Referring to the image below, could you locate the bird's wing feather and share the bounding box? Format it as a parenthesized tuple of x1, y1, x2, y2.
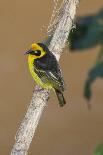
(34, 59, 65, 91)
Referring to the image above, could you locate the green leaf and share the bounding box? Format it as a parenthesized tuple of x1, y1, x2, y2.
(84, 78, 92, 100)
(96, 47, 103, 65)
(69, 9, 103, 50)
(93, 143, 103, 155)
(84, 46, 103, 100)
(84, 59, 103, 100)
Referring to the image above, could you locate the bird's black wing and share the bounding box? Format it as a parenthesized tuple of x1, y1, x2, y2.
(34, 53, 65, 91)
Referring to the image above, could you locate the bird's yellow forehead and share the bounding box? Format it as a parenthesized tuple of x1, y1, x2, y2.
(31, 43, 41, 51)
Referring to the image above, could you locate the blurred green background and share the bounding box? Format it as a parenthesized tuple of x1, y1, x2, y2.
(0, 0, 103, 155)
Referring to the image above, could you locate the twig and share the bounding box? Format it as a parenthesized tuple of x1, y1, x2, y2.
(10, 0, 79, 155)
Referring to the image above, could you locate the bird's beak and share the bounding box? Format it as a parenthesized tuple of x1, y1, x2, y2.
(24, 50, 31, 55)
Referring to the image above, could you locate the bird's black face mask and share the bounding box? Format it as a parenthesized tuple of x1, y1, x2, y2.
(25, 50, 41, 56)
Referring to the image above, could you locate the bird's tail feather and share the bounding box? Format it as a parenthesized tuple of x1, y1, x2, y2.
(55, 89, 66, 107)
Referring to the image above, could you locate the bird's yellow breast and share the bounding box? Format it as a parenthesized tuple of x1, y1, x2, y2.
(28, 55, 53, 89)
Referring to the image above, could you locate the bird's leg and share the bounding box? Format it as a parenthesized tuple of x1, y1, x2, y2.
(34, 85, 44, 92)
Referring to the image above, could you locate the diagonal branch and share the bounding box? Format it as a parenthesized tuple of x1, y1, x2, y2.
(10, 0, 79, 155)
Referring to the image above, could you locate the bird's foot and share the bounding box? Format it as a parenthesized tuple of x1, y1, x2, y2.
(33, 85, 44, 93)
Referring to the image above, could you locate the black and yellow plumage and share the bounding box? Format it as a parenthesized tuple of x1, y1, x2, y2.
(25, 43, 66, 107)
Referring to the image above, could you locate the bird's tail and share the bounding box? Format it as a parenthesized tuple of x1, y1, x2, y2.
(55, 89, 66, 107)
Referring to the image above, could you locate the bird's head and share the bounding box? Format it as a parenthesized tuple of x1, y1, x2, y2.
(25, 43, 48, 59)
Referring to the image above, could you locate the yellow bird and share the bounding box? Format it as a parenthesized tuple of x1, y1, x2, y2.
(25, 43, 66, 107)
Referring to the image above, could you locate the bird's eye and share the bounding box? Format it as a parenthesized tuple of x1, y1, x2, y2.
(34, 50, 41, 56)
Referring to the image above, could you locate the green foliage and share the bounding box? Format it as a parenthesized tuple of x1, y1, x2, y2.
(93, 143, 103, 155)
(69, 9, 103, 100)
(84, 63, 103, 100)
(84, 47, 103, 100)
(69, 9, 103, 50)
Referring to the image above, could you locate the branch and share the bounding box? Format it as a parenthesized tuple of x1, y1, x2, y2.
(10, 0, 79, 155)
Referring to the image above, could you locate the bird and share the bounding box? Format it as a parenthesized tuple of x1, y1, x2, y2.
(25, 42, 66, 107)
